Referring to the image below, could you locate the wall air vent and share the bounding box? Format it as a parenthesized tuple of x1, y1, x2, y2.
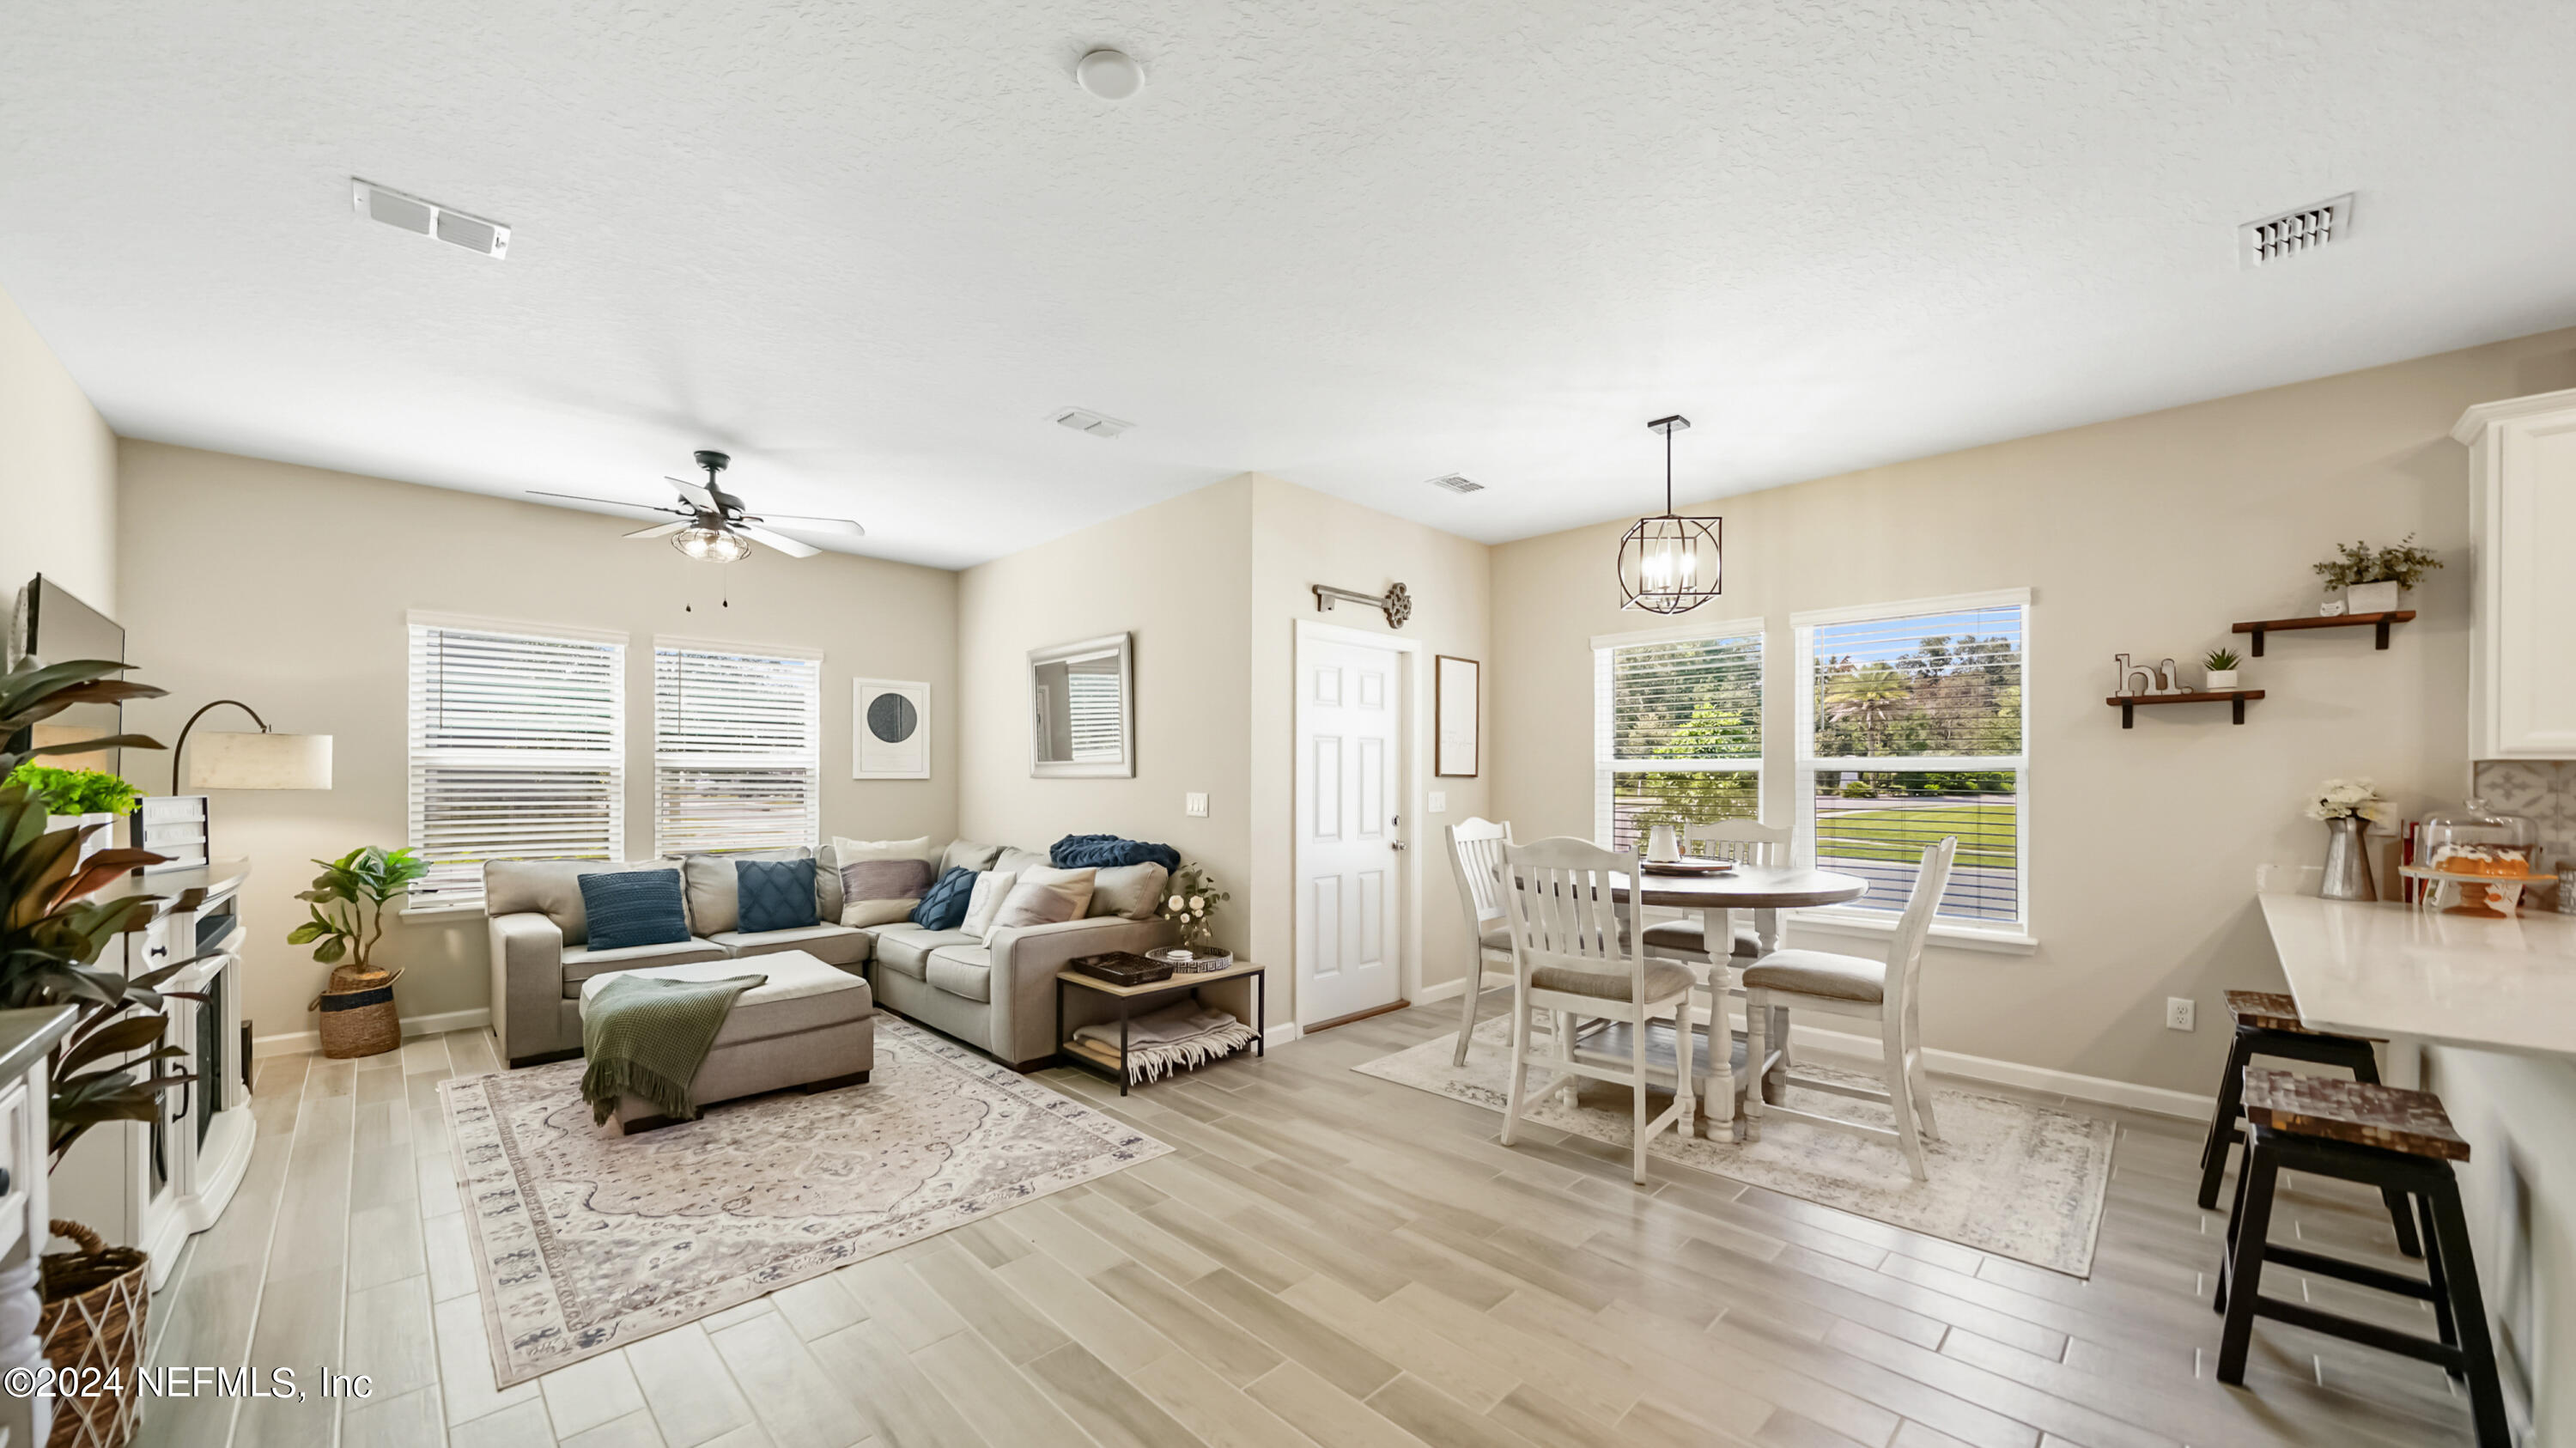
(351, 179, 510, 259)
(2239, 193, 2352, 268)
(1426, 473, 1484, 494)
(1050, 408, 1134, 438)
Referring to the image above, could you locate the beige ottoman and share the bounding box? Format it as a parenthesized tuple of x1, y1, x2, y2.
(577, 949, 875, 1135)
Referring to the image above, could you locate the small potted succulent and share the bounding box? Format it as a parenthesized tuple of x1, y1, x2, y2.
(2202, 648, 2243, 691)
(2312, 536, 2442, 616)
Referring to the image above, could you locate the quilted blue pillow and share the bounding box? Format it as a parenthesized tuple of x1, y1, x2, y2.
(578, 870, 690, 950)
(911, 867, 977, 930)
(736, 857, 818, 934)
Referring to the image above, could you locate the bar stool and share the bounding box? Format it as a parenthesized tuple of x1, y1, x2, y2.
(2196, 989, 2421, 1258)
(2214, 1068, 2508, 1446)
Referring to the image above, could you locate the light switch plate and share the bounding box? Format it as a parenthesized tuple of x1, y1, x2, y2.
(1428, 790, 1448, 814)
(2166, 997, 2195, 1031)
(1185, 792, 1208, 818)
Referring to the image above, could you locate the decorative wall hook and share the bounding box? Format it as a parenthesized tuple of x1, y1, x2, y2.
(1313, 581, 1412, 629)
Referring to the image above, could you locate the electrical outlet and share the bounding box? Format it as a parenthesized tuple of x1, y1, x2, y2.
(2166, 997, 2196, 1031)
(1427, 790, 1448, 814)
(1184, 792, 1208, 818)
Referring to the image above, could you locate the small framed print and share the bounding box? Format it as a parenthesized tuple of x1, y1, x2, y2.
(854, 679, 931, 779)
(1435, 654, 1479, 778)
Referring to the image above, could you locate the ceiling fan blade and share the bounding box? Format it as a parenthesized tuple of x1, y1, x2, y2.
(736, 526, 819, 559)
(624, 521, 689, 539)
(665, 478, 718, 511)
(747, 513, 866, 537)
(530, 490, 686, 514)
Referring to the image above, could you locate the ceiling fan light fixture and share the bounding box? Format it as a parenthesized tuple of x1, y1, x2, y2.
(672, 526, 752, 563)
(1617, 415, 1724, 614)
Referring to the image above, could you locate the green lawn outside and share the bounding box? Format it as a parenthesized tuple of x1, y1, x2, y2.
(1814, 801, 2019, 870)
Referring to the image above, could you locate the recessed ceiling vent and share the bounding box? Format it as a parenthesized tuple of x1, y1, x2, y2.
(2239, 193, 2352, 268)
(351, 179, 510, 258)
(1426, 473, 1484, 494)
(1050, 407, 1133, 438)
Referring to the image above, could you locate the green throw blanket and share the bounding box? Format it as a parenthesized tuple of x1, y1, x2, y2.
(580, 971, 769, 1125)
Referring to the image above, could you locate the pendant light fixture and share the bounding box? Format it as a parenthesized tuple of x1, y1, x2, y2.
(1617, 415, 1723, 613)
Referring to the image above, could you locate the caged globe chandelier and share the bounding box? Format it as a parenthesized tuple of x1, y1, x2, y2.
(1617, 415, 1723, 613)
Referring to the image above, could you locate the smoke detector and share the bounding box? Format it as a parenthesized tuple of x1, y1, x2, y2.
(2239, 193, 2352, 268)
(1050, 407, 1134, 438)
(351, 179, 509, 258)
(1426, 473, 1484, 494)
(1076, 49, 1145, 101)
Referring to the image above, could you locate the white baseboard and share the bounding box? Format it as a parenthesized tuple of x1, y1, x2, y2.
(1265, 1022, 1302, 1048)
(255, 1007, 491, 1058)
(1777, 1019, 2212, 1120)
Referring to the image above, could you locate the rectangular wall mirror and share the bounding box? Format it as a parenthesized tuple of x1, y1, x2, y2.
(1030, 632, 1135, 777)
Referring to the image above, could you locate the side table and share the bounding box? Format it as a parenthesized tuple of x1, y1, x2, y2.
(1054, 959, 1266, 1095)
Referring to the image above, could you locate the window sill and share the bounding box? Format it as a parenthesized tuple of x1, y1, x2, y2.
(399, 900, 487, 919)
(1783, 910, 2038, 956)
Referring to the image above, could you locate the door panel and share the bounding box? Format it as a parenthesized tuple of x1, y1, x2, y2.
(1297, 638, 1404, 1024)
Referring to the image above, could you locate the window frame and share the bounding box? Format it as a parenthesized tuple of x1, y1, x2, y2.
(404, 611, 629, 914)
(1790, 587, 2033, 943)
(1591, 616, 1767, 852)
(650, 636, 825, 858)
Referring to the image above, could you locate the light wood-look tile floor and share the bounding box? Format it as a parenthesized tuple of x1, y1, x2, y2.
(135, 995, 2479, 1448)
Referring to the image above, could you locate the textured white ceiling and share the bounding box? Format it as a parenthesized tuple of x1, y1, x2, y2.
(6, 2, 2575, 568)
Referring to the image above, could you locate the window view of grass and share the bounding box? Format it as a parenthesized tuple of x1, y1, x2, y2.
(1606, 632, 1760, 852)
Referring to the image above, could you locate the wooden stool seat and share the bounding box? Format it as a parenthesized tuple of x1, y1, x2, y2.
(2196, 990, 2420, 1257)
(2221, 989, 2384, 1039)
(2242, 1068, 2469, 1161)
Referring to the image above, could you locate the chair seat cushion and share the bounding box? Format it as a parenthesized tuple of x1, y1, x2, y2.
(1637, 917, 1761, 959)
(1478, 926, 1512, 953)
(925, 945, 993, 1002)
(1741, 948, 1886, 1004)
(712, 923, 872, 968)
(872, 924, 981, 978)
(560, 938, 732, 995)
(1530, 958, 1697, 1004)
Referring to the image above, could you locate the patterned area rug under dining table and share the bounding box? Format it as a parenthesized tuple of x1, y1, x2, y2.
(440, 1015, 1170, 1386)
(1359, 1014, 2115, 1275)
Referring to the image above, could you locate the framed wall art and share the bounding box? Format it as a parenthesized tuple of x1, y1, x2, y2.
(854, 678, 931, 779)
(1435, 654, 1479, 777)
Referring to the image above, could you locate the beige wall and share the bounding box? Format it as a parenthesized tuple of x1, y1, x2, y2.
(1491, 325, 2576, 1096)
(116, 441, 958, 1043)
(0, 283, 117, 616)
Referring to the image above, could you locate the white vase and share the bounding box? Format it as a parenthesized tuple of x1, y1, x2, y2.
(2343, 581, 2402, 614)
(1644, 823, 1680, 861)
(39, 812, 118, 869)
(2205, 669, 2240, 691)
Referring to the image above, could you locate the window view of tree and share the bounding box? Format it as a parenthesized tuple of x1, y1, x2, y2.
(1600, 633, 1760, 850)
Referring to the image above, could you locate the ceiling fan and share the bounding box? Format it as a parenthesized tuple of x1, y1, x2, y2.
(532, 451, 865, 561)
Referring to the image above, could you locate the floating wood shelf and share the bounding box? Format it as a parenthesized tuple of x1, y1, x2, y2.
(2230, 610, 2414, 657)
(2106, 690, 2264, 727)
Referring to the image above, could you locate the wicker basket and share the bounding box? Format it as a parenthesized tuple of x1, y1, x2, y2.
(39, 1220, 147, 1448)
(311, 964, 404, 1059)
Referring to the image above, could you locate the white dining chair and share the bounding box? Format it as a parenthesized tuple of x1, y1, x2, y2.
(1741, 837, 1957, 1181)
(1496, 837, 1700, 1183)
(1637, 818, 1791, 964)
(1443, 817, 1514, 1065)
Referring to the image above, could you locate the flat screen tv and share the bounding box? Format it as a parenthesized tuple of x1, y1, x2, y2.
(8, 575, 126, 776)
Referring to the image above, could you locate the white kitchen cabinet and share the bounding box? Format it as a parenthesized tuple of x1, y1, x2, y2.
(2453, 388, 2576, 759)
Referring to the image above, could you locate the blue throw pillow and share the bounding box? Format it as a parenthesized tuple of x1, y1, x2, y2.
(911, 867, 977, 930)
(579, 870, 690, 950)
(736, 857, 818, 934)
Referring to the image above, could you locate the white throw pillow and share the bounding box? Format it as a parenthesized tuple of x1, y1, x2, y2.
(994, 866, 1098, 934)
(958, 870, 1018, 940)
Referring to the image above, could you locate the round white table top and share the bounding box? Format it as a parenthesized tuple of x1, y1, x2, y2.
(1608, 865, 1869, 911)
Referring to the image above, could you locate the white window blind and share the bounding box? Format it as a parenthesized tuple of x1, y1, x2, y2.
(407, 617, 626, 908)
(1593, 627, 1762, 851)
(1795, 593, 2027, 928)
(1066, 664, 1124, 762)
(653, 641, 822, 856)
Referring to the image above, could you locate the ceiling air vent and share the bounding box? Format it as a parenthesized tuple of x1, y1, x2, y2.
(1050, 407, 1133, 438)
(1426, 473, 1484, 494)
(351, 179, 510, 259)
(2239, 193, 2352, 268)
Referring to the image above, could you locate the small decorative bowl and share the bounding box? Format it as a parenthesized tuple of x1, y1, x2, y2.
(1145, 946, 1233, 975)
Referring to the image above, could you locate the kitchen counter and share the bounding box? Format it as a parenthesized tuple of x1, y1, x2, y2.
(2257, 890, 2576, 1057)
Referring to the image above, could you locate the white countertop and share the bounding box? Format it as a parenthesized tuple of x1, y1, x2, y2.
(2258, 890, 2576, 1057)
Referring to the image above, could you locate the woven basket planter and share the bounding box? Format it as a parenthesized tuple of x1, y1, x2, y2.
(311, 964, 403, 1059)
(39, 1220, 147, 1448)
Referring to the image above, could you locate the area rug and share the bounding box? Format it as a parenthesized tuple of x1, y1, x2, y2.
(1357, 1016, 2114, 1275)
(440, 1015, 1170, 1385)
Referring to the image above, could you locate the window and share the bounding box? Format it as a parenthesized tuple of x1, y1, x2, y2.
(1794, 592, 2027, 928)
(407, 614, 626, 909)
(1594, 624, 1762, 852)
(653, 640, 823, 856)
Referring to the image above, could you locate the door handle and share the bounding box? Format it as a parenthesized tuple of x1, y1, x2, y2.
(1390, 841, 1406, 851)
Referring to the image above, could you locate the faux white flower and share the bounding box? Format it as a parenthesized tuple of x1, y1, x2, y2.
(2303, 777, 2386, 823)
(1168, 894, 1186, 910)
(1192, 906, 1205, 916)
(1188, 896, 1205, 910)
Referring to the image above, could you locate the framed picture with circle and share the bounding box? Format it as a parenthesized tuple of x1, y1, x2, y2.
(854, 678, 930, 779)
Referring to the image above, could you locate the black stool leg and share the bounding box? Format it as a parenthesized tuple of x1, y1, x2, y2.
(2197, 1031, 2256, 1211)
(2424, 1176, 2512, 1446)
(2346, 1049, 2426, 1259)
(2416, 1192, 2460, 1365)
(2215, 1138, 2281, 1384)
(2215, 1124, 2262, 1316)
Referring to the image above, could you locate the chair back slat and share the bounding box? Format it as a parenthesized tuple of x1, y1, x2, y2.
(1445, 817, 1511, 930)
(1884, 837, 1959, 1021)
(1501, 836, 1647, 989)
(1683, 818, 1789, 867)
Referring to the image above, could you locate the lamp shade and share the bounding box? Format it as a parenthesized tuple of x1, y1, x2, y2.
(186, 731, 333, 790)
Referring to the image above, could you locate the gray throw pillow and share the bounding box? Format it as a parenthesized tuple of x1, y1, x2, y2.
(840, 857, 936, 927)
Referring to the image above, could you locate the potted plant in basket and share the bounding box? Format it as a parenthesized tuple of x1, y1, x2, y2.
(2312, 536, 2442, 616)
(289, 846, 428, 1059)
(2202, 648, 2243, 691)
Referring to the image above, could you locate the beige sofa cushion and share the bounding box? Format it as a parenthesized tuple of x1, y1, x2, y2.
(485, 859, 681, 946)
(940, 839, 1003, 874)
(925, 944, 992, 1001)
(993, 846, 1051, 879)
(680, 848, 813, 936)
(872, 924, 980, 978)
(559, 937, 732, 995)
(711, 923, 872, 969)
(1086, 862, 1168, 921)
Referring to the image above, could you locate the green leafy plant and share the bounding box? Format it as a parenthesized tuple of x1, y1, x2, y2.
(289, 847, 428, 970)
(5, 763, 141, 817)
(0, 654, 196, 1163)
(2202, 648, 2242, 672)
(2312, 535, 2444, 590)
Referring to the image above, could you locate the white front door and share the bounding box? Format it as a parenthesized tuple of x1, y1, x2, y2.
(1297, 636, 1403, 1024)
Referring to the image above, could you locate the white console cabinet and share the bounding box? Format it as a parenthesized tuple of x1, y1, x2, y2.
(2454, 388, 2576, 759)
